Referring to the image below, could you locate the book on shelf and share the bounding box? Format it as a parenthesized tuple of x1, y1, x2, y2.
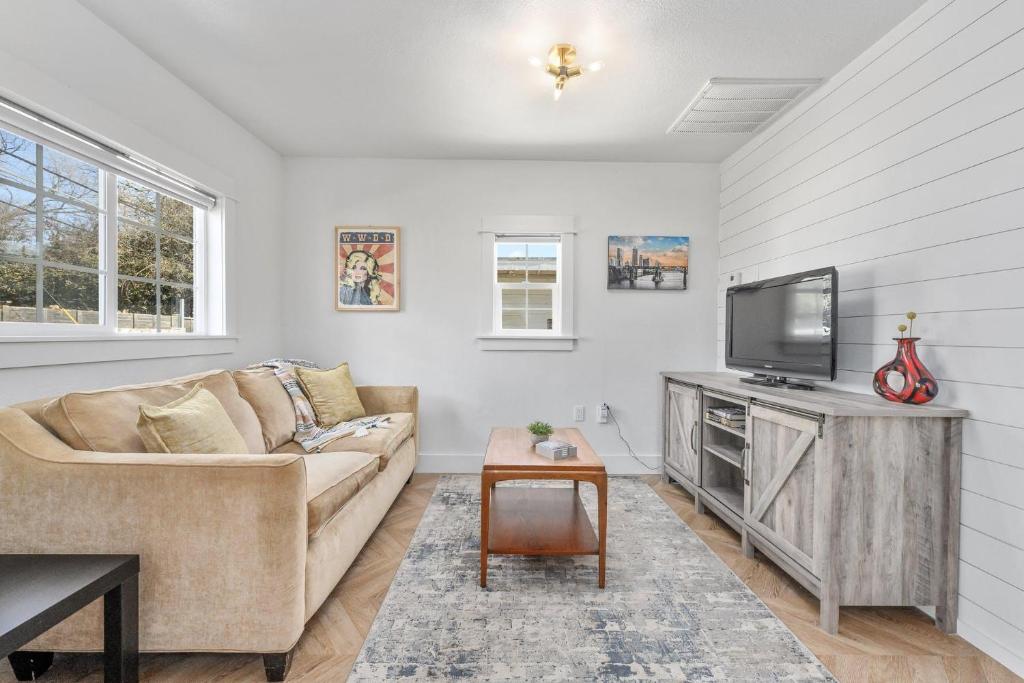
(707, 406, 745, 419)
(705, 407, 746, 429)
(707, 415, 746, 429)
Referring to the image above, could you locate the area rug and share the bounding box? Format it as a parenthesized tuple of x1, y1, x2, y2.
(350, 476, 834, 681)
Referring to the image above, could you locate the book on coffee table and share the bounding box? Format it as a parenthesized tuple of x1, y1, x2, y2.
(535, 440, 577, 460)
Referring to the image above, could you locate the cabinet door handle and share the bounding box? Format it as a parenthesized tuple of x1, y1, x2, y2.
(690, 423, 698, 453)
(743, 445, 751, 485)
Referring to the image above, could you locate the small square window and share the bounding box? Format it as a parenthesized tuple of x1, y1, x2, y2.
(479, 218, 575, 350)
(494, 238, 560, 335)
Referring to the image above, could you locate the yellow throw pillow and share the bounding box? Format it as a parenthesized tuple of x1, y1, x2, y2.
(295, 362, 366, 427)
(137, 383, 250, 454)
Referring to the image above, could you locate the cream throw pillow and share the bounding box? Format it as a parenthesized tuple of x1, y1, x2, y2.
(295, 362, 366, 427)
(137, 383, 249, 454)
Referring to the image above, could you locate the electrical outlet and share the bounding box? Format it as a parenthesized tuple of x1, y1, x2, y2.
(573, 405, 586, 422)
(597, 403, 609, 424)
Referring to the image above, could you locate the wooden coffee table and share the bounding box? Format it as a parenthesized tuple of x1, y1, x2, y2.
(480, 427, 608, 588)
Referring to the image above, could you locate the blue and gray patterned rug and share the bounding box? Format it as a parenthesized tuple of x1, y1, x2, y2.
(350, 476, 833, 681)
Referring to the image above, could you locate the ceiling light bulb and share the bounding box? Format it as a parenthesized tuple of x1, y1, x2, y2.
(533, 43, 599, 101)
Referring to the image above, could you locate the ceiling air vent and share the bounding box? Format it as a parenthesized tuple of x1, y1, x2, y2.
(667, 78, 821, 135)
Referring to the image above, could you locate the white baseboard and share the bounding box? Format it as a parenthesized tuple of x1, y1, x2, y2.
(919, 606, 1024, 676)
(417, 452, 662, 475)
(957, 618, 1024, 678)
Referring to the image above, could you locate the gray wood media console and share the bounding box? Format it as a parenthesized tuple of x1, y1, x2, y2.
(661, 371, 968, 634)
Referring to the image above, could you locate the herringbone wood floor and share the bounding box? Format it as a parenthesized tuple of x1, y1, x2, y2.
(2, 474, 1019, 682)
(645, 476, 1021, 683)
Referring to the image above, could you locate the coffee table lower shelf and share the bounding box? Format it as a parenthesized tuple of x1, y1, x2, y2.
(480, 426, 608, 589)
(487, 487, 599, 556)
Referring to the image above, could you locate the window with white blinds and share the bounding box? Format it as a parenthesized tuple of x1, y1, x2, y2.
(0, 114, 217, 336)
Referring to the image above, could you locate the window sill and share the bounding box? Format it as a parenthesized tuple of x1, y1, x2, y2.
(476, 335, 577, 351)
(0, 335, 238, 369)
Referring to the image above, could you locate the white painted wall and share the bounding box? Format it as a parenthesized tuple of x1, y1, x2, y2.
(0, 0, 285, 404)
(716, 0, 1024, 674)
(283, 158, 719, 472)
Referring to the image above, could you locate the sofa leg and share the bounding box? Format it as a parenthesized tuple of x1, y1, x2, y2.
(262, 649, 294, 682)
(406, 472, 414, 485)
(8, 651, 54, 681)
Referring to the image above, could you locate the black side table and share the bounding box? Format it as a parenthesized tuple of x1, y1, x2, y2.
(0, 554, 140, 683)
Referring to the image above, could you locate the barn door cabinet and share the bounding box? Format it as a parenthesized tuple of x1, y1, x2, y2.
(661, 372, 967, 635)
(744, 404, 822, 579)
(663, 381, 701, 489)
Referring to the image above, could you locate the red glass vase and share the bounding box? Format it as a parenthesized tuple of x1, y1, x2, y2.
(873, 337, 938, 404)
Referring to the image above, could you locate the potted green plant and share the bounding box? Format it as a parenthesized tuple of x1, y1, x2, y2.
(526, 421, 553, 445)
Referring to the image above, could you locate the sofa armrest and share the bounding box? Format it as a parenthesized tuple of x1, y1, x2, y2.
(357, 385, 418, 431)
(0, 408, 309, 652)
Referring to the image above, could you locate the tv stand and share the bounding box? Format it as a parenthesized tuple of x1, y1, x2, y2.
(660, 371, 967, 635)
(738, 374, 815, 390)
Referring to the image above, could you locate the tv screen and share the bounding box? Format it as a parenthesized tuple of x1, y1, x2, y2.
(725, 267, 837, 382)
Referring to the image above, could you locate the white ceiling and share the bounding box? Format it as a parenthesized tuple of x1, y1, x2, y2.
(77, 0, 923, 162)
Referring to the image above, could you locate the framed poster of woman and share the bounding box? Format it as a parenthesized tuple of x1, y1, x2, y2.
(335, 226, 400, 311)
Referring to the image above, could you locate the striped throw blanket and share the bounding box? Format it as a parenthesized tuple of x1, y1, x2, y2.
(253, 359, 389, 453)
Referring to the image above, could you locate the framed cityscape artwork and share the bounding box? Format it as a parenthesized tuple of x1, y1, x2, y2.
(607, 235, 689, 290)
(335, 226, 400, 311)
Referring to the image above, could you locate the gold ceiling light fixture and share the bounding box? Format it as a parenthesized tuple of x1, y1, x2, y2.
(529, 43, 604, 101)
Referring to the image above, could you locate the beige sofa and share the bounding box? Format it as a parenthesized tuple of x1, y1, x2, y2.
(0, 367, 417, 681)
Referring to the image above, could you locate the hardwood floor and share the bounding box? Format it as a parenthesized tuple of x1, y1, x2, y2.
(646, 476, 1021, 683)
(1, 473, 1019, 682)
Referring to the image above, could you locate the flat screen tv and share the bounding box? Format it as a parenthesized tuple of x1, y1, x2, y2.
(725, 267, 838, 388)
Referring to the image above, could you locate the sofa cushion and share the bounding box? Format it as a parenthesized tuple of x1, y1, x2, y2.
(40, 370, 266, 454)
(137, 384, 250, 455)
(272, 412, 414, 470)
(294, 363, 365, 426)
(233, 368, 296, 452)
(304, 450, 379, 538)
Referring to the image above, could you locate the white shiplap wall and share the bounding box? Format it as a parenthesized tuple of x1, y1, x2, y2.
(715, 0, 1024, 675)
